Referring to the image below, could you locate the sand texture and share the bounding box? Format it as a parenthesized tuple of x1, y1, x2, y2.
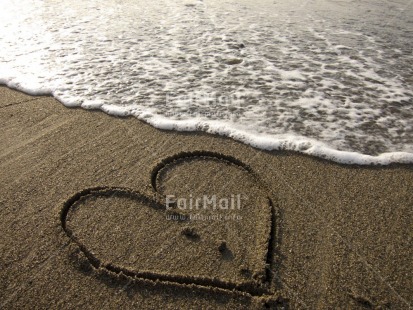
(0, 86, 412, 309)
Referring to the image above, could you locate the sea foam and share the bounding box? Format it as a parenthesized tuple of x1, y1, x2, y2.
(1, 0, 412, 165)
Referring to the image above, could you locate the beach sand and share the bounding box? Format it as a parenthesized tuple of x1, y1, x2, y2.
(0, 85, 412, 309)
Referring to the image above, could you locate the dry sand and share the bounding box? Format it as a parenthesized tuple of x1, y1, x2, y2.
(0, 85, 412, 309)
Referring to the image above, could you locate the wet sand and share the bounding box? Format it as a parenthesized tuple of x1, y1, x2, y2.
(0, 85, 412, 309)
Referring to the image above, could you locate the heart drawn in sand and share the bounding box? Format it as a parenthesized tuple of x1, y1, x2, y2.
(60, 151, 276, 296)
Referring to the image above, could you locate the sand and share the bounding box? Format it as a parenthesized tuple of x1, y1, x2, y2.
(0, 85, 412, 309)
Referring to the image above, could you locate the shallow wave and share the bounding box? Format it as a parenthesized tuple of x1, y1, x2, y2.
(1, 0, 412, 164)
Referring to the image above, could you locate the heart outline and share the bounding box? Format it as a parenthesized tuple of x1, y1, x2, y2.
(60, 151, 277, 297)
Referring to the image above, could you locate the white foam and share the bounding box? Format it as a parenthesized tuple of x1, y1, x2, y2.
(278, 69, 307, 81)
(0, 0, 412, 165)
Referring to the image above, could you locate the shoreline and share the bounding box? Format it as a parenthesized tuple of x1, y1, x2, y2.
(3, 82, 413, 166)
(1, 85, 412, 309)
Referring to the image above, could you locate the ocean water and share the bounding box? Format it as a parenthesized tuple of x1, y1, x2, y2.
(1, 0, 412, 164)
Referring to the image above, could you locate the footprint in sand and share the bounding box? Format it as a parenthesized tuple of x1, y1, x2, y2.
(60, 151, 278, 296)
